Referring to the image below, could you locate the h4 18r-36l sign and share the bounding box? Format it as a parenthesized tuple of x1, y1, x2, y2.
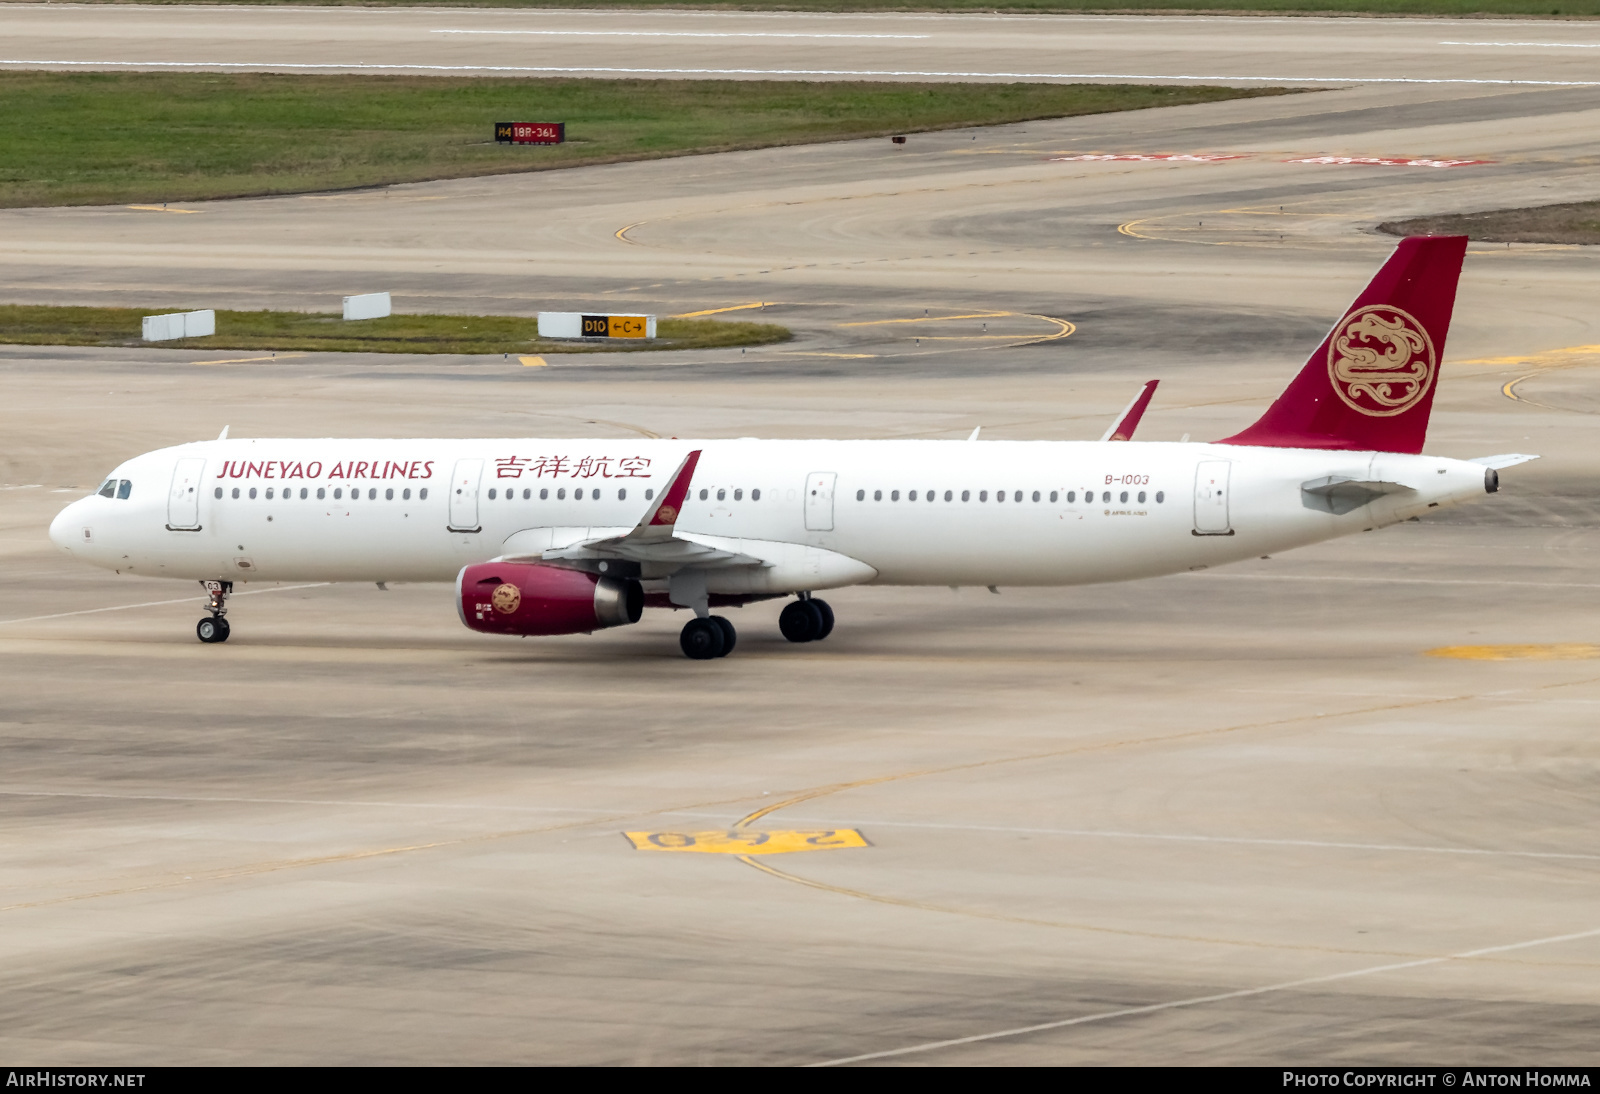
(495, 122, 564, 145)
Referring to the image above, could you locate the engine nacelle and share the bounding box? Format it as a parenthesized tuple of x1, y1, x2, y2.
(456, 562, 643, 636)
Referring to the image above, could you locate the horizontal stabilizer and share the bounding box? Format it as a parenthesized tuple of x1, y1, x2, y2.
(1301, 475, 1414, 516)
(1100, 380, 1159, 442)
(1468, 453, 1539, 470)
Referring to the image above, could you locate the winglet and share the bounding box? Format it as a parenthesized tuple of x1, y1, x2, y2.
(217, 425, 230, 441)
(1100, 380, 1159, 442)
(631, 449, 701, 537)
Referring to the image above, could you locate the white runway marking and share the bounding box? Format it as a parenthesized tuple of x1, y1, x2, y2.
(432, 29, 931, 39)
(1192, 572, 1600, 591)
(809, 923, 1600, 1065)
(1442, 40, 1600, 48)
(4, 59, 1600, 88)
(0, 582, 329, 626)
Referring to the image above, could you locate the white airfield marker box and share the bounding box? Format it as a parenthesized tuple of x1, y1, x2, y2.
(343, 292, 391, 321)
(141, 310, 215, 342)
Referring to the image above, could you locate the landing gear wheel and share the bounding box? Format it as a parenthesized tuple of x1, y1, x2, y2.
(810, 599, 834, 641)
(197, 616, 230, 644)
(680, 617, 727, 660)
(779, 599, 823, 643)
(709, 615, 736, 657)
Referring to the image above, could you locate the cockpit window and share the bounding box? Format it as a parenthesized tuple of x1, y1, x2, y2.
(97, 479, 116, 498)
(117, 479, 132, 500)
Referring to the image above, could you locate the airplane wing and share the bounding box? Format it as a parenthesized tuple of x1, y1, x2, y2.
(493, 449, 764, 570)
(1100, 380, 1159, 442)
(1468, 453, 1540, 469)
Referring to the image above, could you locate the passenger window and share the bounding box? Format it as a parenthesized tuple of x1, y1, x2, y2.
(403, 488, 411, 500)
(1102, 491, 1111, 503)
(1014, 491, 1023, 503)
(857, 489, 865, 501)
(1155, 491, 1164, 503)
(646, 488, 655, 500)
(1138, 491, 1146, 503)
(961, 490, 970, 502)
(908, 490, 917, 502)
(734, 489, 743, 501)
(266, 488, 275, 500)
(1067, 491, 1075, 502)
(1050, 491, 1058, 502)
(717, 488, 726, 501)
(368, 488, 377, 500)
(232, 487, 240, 499)
(97, 479, 116, 498)
(317, 487, 326, 500)
(420, 488, 429, 501)
(540, 488, 549, 500)
(944, 490, 952, 502)
(996, 490, 1005, 503)
(1032, 490, 1040, 503)
(699, 488, 708, 501)
(927, 490, 935, 503)
(979, 490, 987, 501)
(1120, 491, 1128, 503)
(488, 488, 497, 500)
(118, 480, 132, 500)
(618, 488, 627, 501)
(557, 488, 567, 500)
(214, 487, 223, 499)
(891, 490, 900, 501)
(752, 488, 760, 501)
(334, 488, 342, 500)
(386, 488, 395, 501)
(874, 490, 882, 501)
(249, 487, 258, 500)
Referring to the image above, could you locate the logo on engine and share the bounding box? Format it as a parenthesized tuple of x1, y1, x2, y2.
(491, 583, 521, 614)
(655, 503, 678, 524)
(1327, 304, 1435, 418)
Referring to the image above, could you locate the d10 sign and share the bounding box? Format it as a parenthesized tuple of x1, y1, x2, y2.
(495, 122, 565, 145)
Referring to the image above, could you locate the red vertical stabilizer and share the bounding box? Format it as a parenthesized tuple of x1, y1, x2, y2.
(1218, 235, 1468, 454)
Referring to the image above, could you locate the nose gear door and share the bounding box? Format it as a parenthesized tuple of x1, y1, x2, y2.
(1193, 459, 1233, 535)
(804, 471, 836, 532)
(166, 457, 206, 530)
(448, 458, 484, 532)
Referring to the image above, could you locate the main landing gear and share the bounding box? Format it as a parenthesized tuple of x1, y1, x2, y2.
(680, 614, 736, 660)
(779, 596, 834, 644)
(196, 579, 232, 643)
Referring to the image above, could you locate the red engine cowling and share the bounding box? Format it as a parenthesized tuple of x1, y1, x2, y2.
(456, 562, 643, 636)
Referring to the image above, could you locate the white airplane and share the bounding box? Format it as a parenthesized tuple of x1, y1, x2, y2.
(50, 236, 1535, 659)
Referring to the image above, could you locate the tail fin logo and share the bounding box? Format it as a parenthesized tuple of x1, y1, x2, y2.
(1328, 305, 1436, 417)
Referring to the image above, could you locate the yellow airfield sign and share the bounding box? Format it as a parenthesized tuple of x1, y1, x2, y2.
(624, 829, 869, 855)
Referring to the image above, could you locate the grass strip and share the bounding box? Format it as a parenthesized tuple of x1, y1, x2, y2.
(0, 73, 1287, 208)
(65, 0, 1600, 14)
(1380, 202, 1600, 246)
(0, 306, 792, 355)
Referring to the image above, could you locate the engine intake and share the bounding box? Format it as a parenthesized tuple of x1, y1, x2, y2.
(456, 561, 643, 636)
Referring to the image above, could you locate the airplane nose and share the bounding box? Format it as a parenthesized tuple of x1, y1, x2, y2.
(49, 498, 87, 552)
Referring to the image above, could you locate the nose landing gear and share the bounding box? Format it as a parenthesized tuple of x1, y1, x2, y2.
(196, 580, 232, 643)
(779, 596, 834, 643)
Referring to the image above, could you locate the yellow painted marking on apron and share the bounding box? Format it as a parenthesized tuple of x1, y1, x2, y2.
(624, 829, 869, 855)
(1427, 644, 1600, 661)
(519, 356, 547, 367)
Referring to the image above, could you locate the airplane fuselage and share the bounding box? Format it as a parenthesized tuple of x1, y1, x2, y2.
(52, 437, 1493, 593)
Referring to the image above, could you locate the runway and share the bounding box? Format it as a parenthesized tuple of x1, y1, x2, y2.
(5, 5, 1600, 86)
(4, 7, 1600, 1066)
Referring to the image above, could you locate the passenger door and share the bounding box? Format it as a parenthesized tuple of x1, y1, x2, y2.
(804, 472, 836, 532)
(1193, 460, 1233, 535)
(448, 458, 483, 532)
(166, 457, 205, 530)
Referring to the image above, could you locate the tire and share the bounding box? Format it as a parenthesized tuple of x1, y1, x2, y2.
(680, 617, 726, 660)
(778, 599, 821, 643)
(710, 615, 736, 656)
(811, 599, 834, 641)
(196, 617, 228, 644)
(214, 617, 231, 642)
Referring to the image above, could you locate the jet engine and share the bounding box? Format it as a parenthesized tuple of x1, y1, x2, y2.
(456, 561, 643, 636)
